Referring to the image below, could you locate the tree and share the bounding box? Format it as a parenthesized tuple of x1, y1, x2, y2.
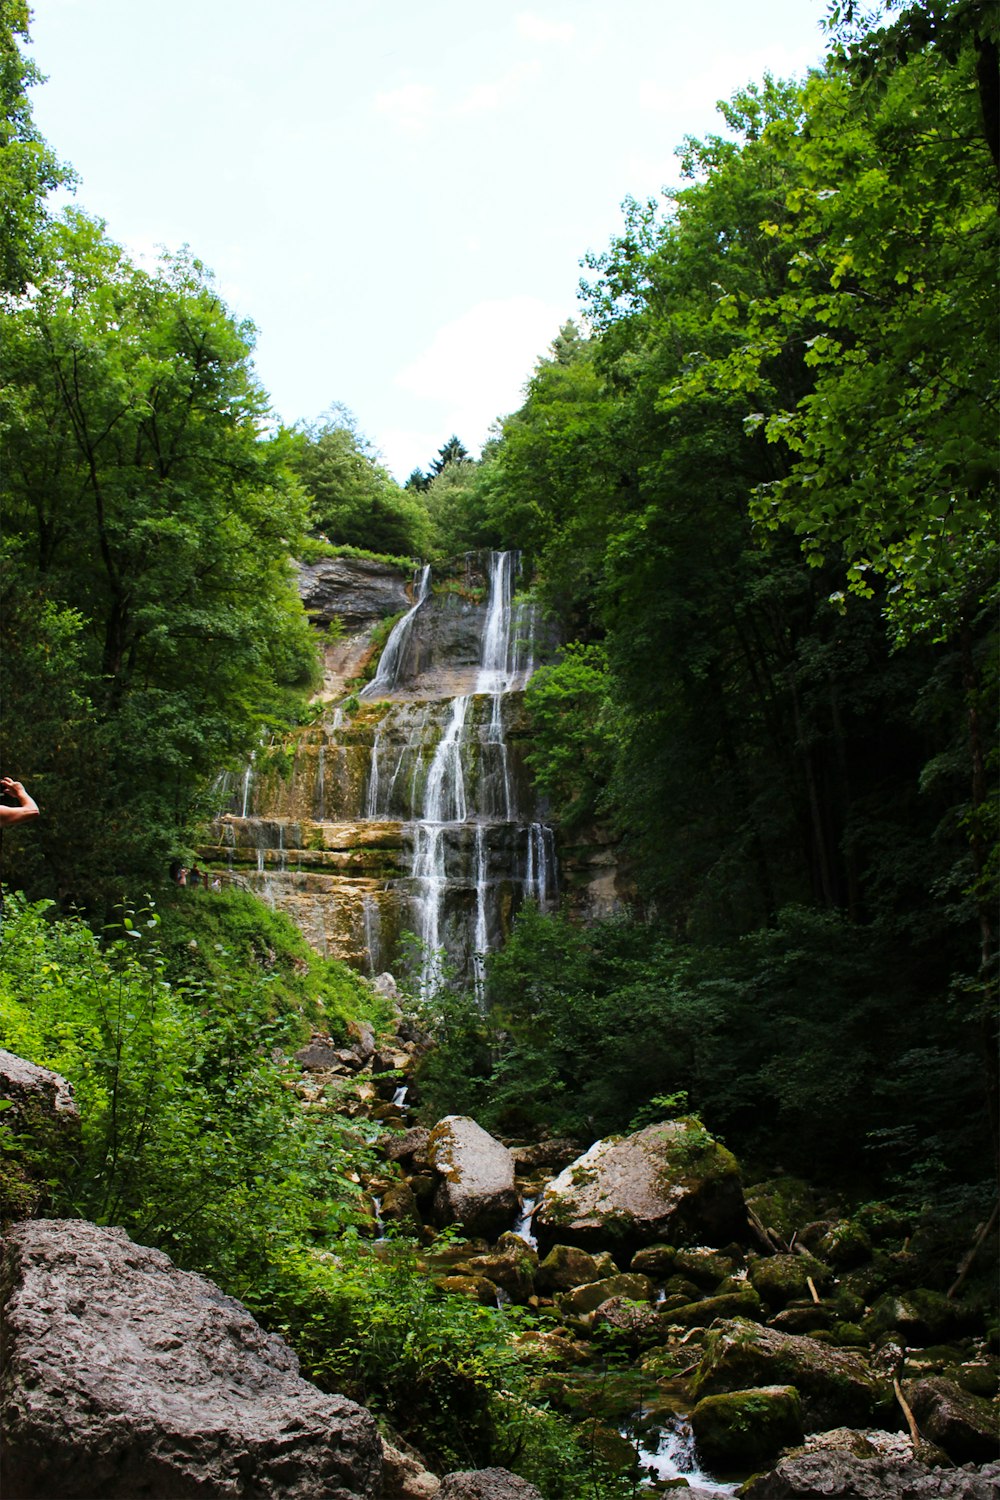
(0, 0, 70, 294)
(0, 212, 318, 902)
(289, 407, 430, 558)
(428, 435, 469, 478)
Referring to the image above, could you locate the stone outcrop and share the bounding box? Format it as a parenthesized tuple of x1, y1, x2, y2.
(741, 1449, 1000, 1498)
(534, 1118, 749, 1253)
(426, 1116, 518, 1239)
(0, 1219, 381, 1499)
(295, 555, 413, 631)
(0, 1048, 80, 1225)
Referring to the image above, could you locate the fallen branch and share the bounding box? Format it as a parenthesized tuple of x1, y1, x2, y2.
(893, 1377, 921, 1448)
(806, 1275, 820, 1305)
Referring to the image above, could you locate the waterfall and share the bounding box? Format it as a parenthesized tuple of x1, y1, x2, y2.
(412, 695, 470, 995)
(210, 549, 557, 989)
(360, 564, 431, 699)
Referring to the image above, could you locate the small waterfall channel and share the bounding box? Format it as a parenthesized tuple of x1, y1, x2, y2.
(207, 551, 557, 987)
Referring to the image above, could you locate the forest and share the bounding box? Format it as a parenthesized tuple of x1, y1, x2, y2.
(0, 1, 997, 1496)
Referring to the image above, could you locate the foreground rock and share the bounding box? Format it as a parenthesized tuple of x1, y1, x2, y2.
(534, 1118, 748, 1253)
(0, 1048, 80, 1225)
(741, 1449, 1000, 1498)
(436, 1470, 543, 1499)
(0, 1219, 381, 1499)
(427, 1116, 519, 1239)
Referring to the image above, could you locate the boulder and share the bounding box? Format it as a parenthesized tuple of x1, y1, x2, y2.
(749, 1252, 833, 1309)
(673, 1246, 741, 1287)
(555, 1272, 654, 1320)
(535, 1243, 603, 1292)
(629, 1243, 677, 1276)
(427, 1116, 518, 1239)
(465, 1238, 537, 1304)
(741, 1450, 1000, 1498)
(690, 1385, 804, 1469)
(867, 1289, 969, 1347)
(903, 1378, 999, 1465)
(662, 1286, 765, 1328)
(591, 1297, 672, 1347)
(385, 1126, 432, 1166)
(510, 1138, 585, 1172)
(437, 1470, 543, 1499)
(693, 1318, 882, 1430)
(0, 1048, 80, 1225)
(381, 1438, 441, 1498)
(534, 1119, 748, 1254)
(0, 1219, 381, 1499)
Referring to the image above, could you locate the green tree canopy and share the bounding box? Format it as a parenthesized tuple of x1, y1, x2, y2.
(289, 407, 431, 558)
(0, 212, 318, 902)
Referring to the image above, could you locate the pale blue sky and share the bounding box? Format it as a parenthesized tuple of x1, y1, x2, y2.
(27, 1, 829, 479)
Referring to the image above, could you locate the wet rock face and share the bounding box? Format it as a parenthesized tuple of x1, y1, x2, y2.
(295, 555, 413, 629)
(535, 1118, 749, 1255)
(427, 1116, 519, 1239)
(0, 1219, 382, 1499)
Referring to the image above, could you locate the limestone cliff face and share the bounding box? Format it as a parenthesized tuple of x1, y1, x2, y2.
(203, 551, 629, 977)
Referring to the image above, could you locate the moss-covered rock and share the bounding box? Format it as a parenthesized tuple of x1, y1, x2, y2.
(693, 1318, 882, 1430)
(866, 1288, 969, 1348)
(674, 1247, 741, 1288)
(555, 1272, 654, 1320)
(749, 1253, 832, 1310)
(535, 1244, 602, 1293)
(630, 1243, 677, 1277)
(816, 1218, 873, 1269)
(744, 1177, 821, 1244)
(664, 1287, 765, 1329)
(690, 1385, 803, 1469)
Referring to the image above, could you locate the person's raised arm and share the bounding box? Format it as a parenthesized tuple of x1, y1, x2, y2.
(0, 779, 39, 824)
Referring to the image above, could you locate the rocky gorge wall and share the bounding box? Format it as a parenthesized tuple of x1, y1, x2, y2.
(200, 552, 634, 982)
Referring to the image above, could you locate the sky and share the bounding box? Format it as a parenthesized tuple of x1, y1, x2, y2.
(26, 1, 830, 480)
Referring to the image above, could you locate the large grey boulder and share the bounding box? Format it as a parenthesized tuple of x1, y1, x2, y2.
(426, 1116, 518, 1239)
(0, 1219, 382, 1498)
(534, 1118, 748, 1253)
(0, 1048, 80, 1225)
(437, 1470, 543, 1499)
(741, 1450, 1000, 1498)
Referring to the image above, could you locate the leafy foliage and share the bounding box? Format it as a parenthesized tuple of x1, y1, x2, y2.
(289, 407, 432, 558)
(0, 214, 319, 904)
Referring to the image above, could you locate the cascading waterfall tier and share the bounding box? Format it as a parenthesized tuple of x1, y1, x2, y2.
(205, 551, 557, 989)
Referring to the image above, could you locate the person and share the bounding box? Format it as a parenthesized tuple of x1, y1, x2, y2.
(0, 778, 39, 827)
(0, 777, 39, 939)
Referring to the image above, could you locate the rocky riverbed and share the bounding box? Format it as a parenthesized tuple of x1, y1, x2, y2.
(2, 994, 997, 1499)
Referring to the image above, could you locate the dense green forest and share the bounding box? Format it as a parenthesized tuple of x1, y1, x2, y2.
(0, 1, 997, 1492)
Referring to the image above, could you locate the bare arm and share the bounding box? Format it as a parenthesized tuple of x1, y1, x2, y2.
(0, 780, 39, 825)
